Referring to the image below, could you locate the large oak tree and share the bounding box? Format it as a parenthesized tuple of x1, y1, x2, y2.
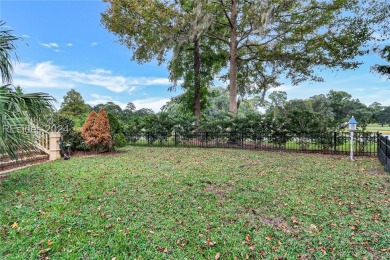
(102, 0, 385, 115)
(207, 0, 379, 113)
(101, 0, 221, 120)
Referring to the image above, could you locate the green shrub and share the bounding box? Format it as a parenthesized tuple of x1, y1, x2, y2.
(51, 114, 87, 151)
(113, 133, 127, 148)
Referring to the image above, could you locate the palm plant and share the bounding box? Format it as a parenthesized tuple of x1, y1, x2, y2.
(0, 21, 55, 160)
(0, 85, 54, 159)
(0, 21, 18, 84)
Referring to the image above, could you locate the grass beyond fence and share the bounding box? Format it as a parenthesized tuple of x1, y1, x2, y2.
(0, 147, 388, 259)
(126, 131, 378, 156)
(365, 124, 390, 134)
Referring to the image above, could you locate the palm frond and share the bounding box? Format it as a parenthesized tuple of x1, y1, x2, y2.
(0, 21, 19, 84)
(0, 85, 55, 160)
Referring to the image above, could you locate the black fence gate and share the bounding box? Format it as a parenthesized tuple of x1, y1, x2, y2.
(377, 133, 390, 172)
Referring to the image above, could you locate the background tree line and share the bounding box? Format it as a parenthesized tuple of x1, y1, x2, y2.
(56, 87, 390, 151)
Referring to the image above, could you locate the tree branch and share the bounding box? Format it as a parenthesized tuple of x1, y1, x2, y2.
(206, 33, 230, 45)
(218, 0, 233, 28)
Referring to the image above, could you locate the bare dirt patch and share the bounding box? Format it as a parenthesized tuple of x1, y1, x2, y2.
(204, 183, 235, 199)
(261, 217, 294, 233)
(70, 150, 122, 158)
(0, 174, 8, 182)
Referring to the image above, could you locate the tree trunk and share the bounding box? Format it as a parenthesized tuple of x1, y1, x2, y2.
(194, 37, 201, 120)
(229, 0, 238, 114)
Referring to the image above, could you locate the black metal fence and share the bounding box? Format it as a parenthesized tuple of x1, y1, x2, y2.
(377, 133, 390, 172)
(126, 131, 378, 156)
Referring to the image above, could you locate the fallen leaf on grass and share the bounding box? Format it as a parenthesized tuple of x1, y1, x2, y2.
(47, 240, 53, 246)
(215, 252, 220, 259)
(15, 191, 25, 196)
(38, 248, 51, 255)
(156, 247, 168, 253)
(245, 234, 251, 242)
(206, 239, 216, 246)
(265, 236, 272, 241)
(11, 222, 18, 229)
(105, 224, 113, 229)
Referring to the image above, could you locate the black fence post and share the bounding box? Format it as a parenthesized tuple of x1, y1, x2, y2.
(386, 136, 389, 169)
(377, 132, 380, 154)
(241, 132, 244, 149)
(174, 131, 178, 147)
(147, 132, 150, 146)
(333, 132, 337, 154)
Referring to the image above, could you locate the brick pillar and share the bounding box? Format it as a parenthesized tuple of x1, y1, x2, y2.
(49, 132, 61, 160)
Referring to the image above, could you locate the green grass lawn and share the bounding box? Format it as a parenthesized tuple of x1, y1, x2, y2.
(1, 147, 389, 259)
(365, 124, 390, 134)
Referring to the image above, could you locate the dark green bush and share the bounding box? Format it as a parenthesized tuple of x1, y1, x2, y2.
(50, 114, 87, 151)
(113, 133, 127, 148)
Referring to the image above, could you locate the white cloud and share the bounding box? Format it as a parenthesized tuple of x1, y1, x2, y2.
(66, 43, 73, 47)
(132, 98, 170, 112)
(141, 78, 171, 86)
(90, 93, 113, 100)
(127, 87, 136, 94)
(86, 95, 169, 112)
(40, 43, 59, 48)
(13, 62, 72, 88)
(353, 86, 390, 106)
(90, 68, 111, 74)
(13, 61, 172, 94)
(273, 84, 298, 92)
(21, 35, 30, 38)
(86, 99, 128, 109)
(90, 42, 98, 47)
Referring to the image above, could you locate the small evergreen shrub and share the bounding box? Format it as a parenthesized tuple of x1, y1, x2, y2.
(113, 133, 127, 148)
